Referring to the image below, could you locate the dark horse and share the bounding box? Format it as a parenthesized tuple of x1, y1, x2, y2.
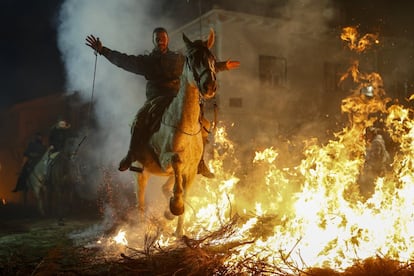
(133, 29, 218, 236)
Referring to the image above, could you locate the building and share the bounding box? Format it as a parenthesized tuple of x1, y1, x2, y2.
(169, 8, 414, 149)
(2, 7, 414, 203)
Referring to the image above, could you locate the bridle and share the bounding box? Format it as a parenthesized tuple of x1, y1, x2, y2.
(186, 46, 216, 98)
(161, 47, 216, 136)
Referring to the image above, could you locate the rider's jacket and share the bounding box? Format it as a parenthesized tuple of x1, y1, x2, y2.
(24, 138, 46, 161)
(103, 48, 184, 100)
(101, 47, 228, 101)
(49, 127, 70, 152)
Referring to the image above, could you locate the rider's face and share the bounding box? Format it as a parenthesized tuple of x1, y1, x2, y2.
(154, 31, 169, 53)
(58, 120, 70, 129)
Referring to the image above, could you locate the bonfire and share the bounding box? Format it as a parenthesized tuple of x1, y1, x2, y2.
(70, 26, 414, 276)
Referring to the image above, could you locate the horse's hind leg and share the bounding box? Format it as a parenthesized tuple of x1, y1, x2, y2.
(136, 171, 148, 221)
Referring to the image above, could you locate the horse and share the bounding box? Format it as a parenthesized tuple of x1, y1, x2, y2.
(26, 149, 56, 216)
(26, 143, 75, 220)
(47, 145, 76, 223)
(133, 29, 218, 237)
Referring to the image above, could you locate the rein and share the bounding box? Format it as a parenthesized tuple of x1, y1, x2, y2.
(194, 68, 212, 90)
(160, 46, 215, 136)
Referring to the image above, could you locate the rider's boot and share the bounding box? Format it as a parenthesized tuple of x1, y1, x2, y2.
(197, 159, 214, 178)
(12, 167, 29, 192)
(118, 150, 135, 171)
(119, 124, 141, 172)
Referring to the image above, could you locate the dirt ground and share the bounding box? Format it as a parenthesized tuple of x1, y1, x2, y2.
(3, 203, 413, 276)
(0, 203, 136, 275)
(0, 202, 204, 276)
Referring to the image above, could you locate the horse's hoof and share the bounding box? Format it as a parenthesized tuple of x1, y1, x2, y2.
(164, 209, 175, 220)
(169, 197, 184, 216)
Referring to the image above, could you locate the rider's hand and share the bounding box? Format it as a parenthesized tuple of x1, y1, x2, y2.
(225, 60, 240, 70)
(85, 34, 103, 54)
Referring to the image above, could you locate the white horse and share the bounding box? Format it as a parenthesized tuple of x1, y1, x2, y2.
(26, 149, 57, 215)
(133, 30, 218, 236)
(26, 147, 73, 218)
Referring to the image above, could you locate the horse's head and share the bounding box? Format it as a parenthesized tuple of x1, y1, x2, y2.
(183, 29, 217, 99)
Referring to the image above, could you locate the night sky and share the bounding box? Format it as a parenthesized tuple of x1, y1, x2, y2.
(1, 0, 414, 109)
(0, 0, 65, 108)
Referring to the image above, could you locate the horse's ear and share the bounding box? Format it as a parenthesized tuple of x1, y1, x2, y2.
(182, 33, 192, 47)
(206, 28, 215, 49)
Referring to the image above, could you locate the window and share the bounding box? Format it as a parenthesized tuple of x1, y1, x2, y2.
(259, 55, 287, 87)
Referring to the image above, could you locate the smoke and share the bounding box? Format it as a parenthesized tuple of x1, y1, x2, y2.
(56, 0, 178, 199)
(218, 0, 339, 159)
(56, 0, 339, 211)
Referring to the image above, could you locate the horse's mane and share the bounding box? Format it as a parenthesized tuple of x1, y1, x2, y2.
(185, 40, 212, 58)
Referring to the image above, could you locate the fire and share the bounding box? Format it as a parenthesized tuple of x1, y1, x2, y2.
(112, 229, 128, 246)
(102, 104, 413, 272)
(2, 198, 5, 205)
(95, 26, 414, 274)
(340, 26, 379, 53)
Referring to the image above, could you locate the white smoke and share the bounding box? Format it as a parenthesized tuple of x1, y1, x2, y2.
(55, 0, 337, 205)
(56, 0, 176, 199)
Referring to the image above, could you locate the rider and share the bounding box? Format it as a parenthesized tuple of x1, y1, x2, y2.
(85, 27, 240, 177)
(12, 132, 46, 192)
(47, 119, 72, 226)
(49, 119, 72, 153)
(358, 126, 392, 198)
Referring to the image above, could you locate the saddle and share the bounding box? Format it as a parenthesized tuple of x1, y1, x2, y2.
(146, 95, 175, 134)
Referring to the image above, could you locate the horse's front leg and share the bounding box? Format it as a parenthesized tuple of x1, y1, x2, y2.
(175, 187, 189, 237)
(136, 171, 148, 221)
(162, 176, 175, 220)
(175, 214, 185, 237)
(34, 184, 46, 216)
(169, 156, 185, 216)
(175, 173, 196, 237)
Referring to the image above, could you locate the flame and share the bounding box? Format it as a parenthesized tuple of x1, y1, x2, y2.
(94, 27, 414, 274)
(112, 229, 128, 246)
(100, 107, 414, 272)
(2, 198, 6, 205)
(341, 26, 379, 53)
(339, 26, 390, 130)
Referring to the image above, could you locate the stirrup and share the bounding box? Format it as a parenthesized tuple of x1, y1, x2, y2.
(130, 166, 143, 173)
(118, 154, 133, 171)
